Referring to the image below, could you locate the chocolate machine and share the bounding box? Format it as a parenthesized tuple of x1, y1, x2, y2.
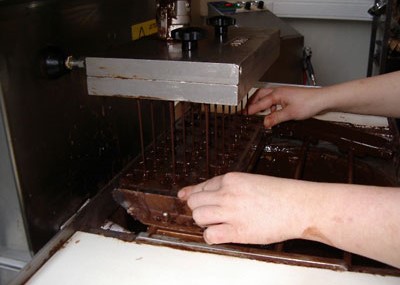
(1, 0, 400, 284)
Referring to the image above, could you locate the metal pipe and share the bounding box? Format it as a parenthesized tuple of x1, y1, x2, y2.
(205, 104, 210, 178)
(294, 139, 309, 180)
(169, 102, 176, 183)
(137, 100, 146, 175)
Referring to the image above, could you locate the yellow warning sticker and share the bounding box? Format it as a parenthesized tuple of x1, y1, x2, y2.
(131, 19, 158, 41)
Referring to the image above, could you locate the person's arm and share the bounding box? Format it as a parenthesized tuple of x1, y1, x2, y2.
(247, 71, 400, 128)
(178, 172, 400, 268)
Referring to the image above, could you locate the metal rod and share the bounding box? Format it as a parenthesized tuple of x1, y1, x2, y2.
(294, 139, 309, 180)
(182, 103, 187, 173)
(150, 101, 156, 157)
(198, 103, 203, 144)
(227, 105, 233, 153)
(205, 104, 210, 178)
(214, 104, 218, 162)
(246, 93, 249, 115)
(137, 100, 146, 175)
(191, 103, 195, 155)
(169, 102, 176, 183)
(162, 104, 168, 159)
(222, 105, 226, 165)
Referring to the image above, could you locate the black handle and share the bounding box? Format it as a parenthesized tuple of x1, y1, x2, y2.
(39, 46, 69, 79)
(368, 0, 386, 16)
(171, 27, 206, 51)
(207, 16, 236, 40)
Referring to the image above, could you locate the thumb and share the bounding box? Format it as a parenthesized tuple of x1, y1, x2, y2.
(203, 224, 236, 244)
(264, 109, 292, 128)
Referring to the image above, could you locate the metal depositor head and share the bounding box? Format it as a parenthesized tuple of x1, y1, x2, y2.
(86, 26, 279, 105)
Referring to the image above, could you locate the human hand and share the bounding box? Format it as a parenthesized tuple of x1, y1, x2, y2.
(246, 87, 324, 128)
(177, 172, 306, 245)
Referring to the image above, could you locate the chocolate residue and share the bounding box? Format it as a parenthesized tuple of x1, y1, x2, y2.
(118, 107, 265, 194)
(111, 107, 400, 276)
(273, 118, 395, 159)
(114, 103, 266, 233)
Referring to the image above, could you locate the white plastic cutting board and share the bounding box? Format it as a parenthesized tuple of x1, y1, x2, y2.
(26, 231, 400, 285)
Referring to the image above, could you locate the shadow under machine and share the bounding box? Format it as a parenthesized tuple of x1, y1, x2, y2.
(3, 0, 400, 283)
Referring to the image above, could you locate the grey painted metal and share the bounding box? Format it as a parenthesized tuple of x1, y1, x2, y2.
(86, 27, 280, 105)
(88, 77, 239, 105)
(86, 58, 240, 85)
(0, 256, 27, 272)
(0, 268, 18, 285)
(0, 83, 31, 285)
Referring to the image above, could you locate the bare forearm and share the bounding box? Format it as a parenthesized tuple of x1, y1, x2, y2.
(297, 182, 400, 268)
(321, 71, 400, 117)
(179, 173, 400, 268)
(247, 71, 400, 128)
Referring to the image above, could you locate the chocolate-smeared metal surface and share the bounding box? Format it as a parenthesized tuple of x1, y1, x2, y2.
(114, 103, 266, 234)
(273, 118, 396, 159)
(113, 104, 400, 276)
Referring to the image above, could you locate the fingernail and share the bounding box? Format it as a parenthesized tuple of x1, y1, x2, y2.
(204, 230, 214, 245)
(177, 190, 185, 199)
(264, 118, 272, 128)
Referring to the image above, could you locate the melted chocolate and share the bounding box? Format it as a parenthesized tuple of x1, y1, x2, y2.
(113, 106, 400, 276)
(118, 108, 265, 194)
(273, 118, 396, 159)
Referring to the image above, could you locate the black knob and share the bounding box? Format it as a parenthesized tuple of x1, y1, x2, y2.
(368, 0, 386, 16)
(257, 1, 264, 9)
(245, 1, 251, 10)
(171, 27, 206, 51)
(207, 16, 236, 40)
(39, 46, 70, 79)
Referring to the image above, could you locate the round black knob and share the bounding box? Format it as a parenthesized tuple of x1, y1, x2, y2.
(171, 27, 206, 51)
(368, 0, 386, 17)
(39, 46, 69, 79)
(257, 1, 264, 9)
(207, 16, 236, 40)
(245, 1, 251, 10)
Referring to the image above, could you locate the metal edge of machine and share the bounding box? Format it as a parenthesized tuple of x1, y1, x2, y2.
(85, 26, 280, 105)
